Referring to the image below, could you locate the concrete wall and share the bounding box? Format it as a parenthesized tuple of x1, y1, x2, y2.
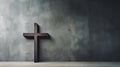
(0, 0, 120, 61)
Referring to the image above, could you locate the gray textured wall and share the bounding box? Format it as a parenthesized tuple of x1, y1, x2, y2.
(0, 0, 120, 61)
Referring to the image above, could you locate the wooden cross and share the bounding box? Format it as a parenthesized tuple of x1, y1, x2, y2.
(23, 23, 49, 62)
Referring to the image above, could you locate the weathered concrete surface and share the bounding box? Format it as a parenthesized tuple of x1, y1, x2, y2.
(0, 62, 120, 67)
(0, 0, 120, 62)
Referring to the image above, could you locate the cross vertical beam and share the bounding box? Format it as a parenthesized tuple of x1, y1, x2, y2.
(34, 23, 39, 62)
